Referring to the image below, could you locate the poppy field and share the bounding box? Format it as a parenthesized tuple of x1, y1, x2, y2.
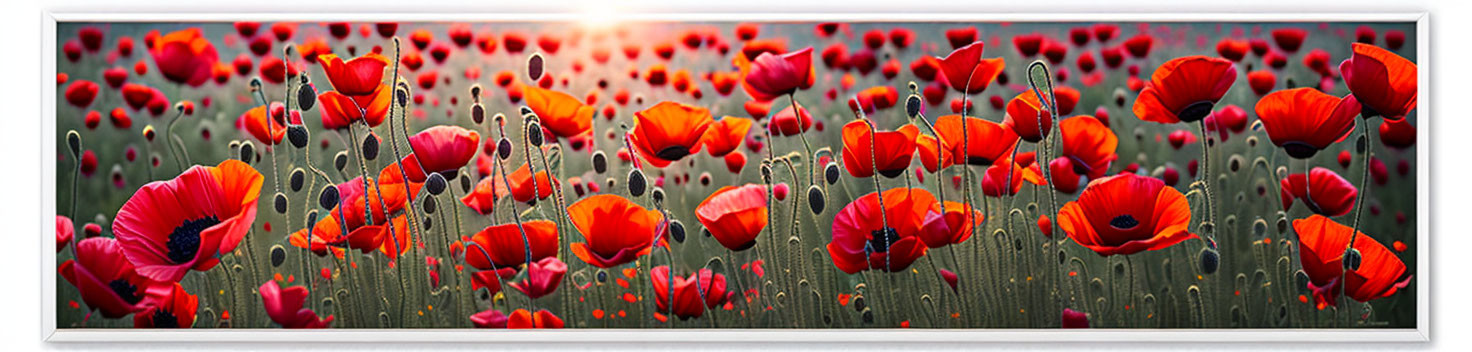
(52, 19, 1418, 330)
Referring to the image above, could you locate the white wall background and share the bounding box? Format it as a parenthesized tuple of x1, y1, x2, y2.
(4, 0, 1469, 350)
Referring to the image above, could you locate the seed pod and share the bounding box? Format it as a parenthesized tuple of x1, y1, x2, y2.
(287, 125, 309, 149)
(426, 172, 448, 195)
(905, 94, 922, 119)
(239, 142, 255, 163)
(824, 162, 840, 185)
(289, 168, 305, 192)
(305, 209, 319, 226)
(273, 192, 288, 214)
(319, 185, 340, 209)
(670, 220, 686, 243)
(528, 53, 545, 81)
(297, 83, 317, 111)
(527, 121, 544, 147)
(362, 133, 380, 161)
(497, 138, 513, 160)
(66, 130, 81, 156)
(1198, 248, 1220, 274)
(143, 125, 156, 142)
(591, 151, 608, 174)
(651, 187, 665, 205)
(627, 169, 647, 197)
(471, 104, 485, 124)
(807, 185, 826, 214)
(423, 196, 438, 214)
(269, 245, 286, 267)
(460, 173, 472, 193)
(1343, 248, 1362, 271)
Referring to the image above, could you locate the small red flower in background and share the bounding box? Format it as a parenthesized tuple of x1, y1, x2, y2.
(630, 101, 714, 168)
(700, 117, 753, 157)
(650, 266, 731, 320)
(1340, 43, 1417, 120)
(1378, 118, 1416, 150)
(56, 215, 74, 253)
(113, 160, 262, 282)
(829, 188, 935, 273)
(936, 41, 1006, 94)
(840, 120, 918, 178)
(149, 28, 219, 87)
(1294, 215, 1411, 307)
(1255, 87, 1360, 159)
(260, 280, 333, 328)
(739, 47, 814, 101)
(1058, 173, 1196, 256)
(1280, 167, 1358, 217)
(696, 184, 769, 251)
(1271, 28, 1308, 53)
(65, 80, 99, 108)
(567, 194, 665, 268)
(1133, 56, 1237, 124)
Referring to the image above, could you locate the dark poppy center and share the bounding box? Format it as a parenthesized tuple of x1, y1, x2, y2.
(867, 227, 901, 253)
(1109, 214, 1141, 231)
(655, 146, 692, 161)
(1178, 101, 1215, 123)
(1281, 141, 1319, 159)
(877, 167, 907, 178)
(167, 215, 220, 264)
(108, 279, 143, 305)
(965, 156, 995, 167)
(151, 309, 180, 328)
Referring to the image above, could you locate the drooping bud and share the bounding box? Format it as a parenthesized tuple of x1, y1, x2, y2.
(273, 192, 288, 214)
(319, 185, 340, 209)
(591, 151, 608, 174)
(460, 173, 472, 193)
(905, 94, 922, 119)
(426, 172, 448, 195)
(297, 83, 317, 111)
(651, 187, 665, 205)
(471, 104, 485, 124)
(305, 209, 319, 226)
(287, 125, 309, 149)
(807, 185, 826, 214)
(527, 53, 545, 81)
(289, 168, 305, 192)
(627, 169, 647, 197)
(423, 196, 438, 214)
(496, 138, 513, 160)
(527, 121, 544, 147)
(142, 125, 156, 142)
(395, 87, 410, 108)
(66, 130, 81, 157)
(239, 141, 255, 164)
(669, 220, 686, 243)
(269, 245, 286, 267)
(1343, 248, 1362, 271)
(333, 151, 349, 172)
(361, 133, 380, 161)
(824, 162, 840, 185)
(1199, 248, 1220, 274)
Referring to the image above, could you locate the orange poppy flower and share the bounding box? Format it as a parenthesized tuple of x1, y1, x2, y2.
(1057, 173, 1196, 256)
(1002, 88, 1080, 143)
(524, 86, 596, 139)
(1255, 87, 1360, 159)
(318, 83, 391, 129)
(981, 152, 1047, 197)
(936, 41, 1006, 94)
(840, 120, 919, 178)
(508, 309, 564, 329)
(466, 220, 560, 270)
(567, 194, 665, 268)
(1340, 43, 1417, 121)
(916, 115, 1019, 172)
(241, 102, 287, 145)
(695, 184, 769, 251)
(1294, 215, 1411, 306)
(828, 187, 936, 273)
(1133, 56, 1237, 123)
(630, 101, 714, 168)
(700, 117, 753, 157)
(1058, 115, 1119, 179)
(317, 52, 389, 97)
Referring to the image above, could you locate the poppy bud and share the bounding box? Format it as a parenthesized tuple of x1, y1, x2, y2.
(760, 164, 773, 183)
(698, 172, 711, 186)
(651, 187, 665, 205)
(362, 133, 380, 161)
(297, 83, 317, 111)
(1113, 89, 1127, 107)
(824, 162, 840, 185)
(422, 215, 433, 230)
(527, 121, 544, 147)
(1285, 77, 1297, 89)
(528, 53, 545, 81)
(1294, 270, 1310, 291)
(273, 192, 288, 214)
(306, 209, 319, 227)
(1343, 248, 1362, 271)
(591, 151, 608, 174)
(239, 141, 255, 164)
(669, 220, 686, 243)
(905, 94, 922, 119)
(471, 104, 485, 124)
(1356, 134, 1367, 154)
(426, 172, 448, 195)
(395, 87, 410, 108)
(66, 130, 81, 157)
(1228, 155, 1244, 173)
(1199, 248, 1220, 274)
(423, 196, 438, 214)
(596, 270, 608, 283)
(520, 106, 534, 118)
(460, 173, 472, 193)
(143, 125, 156, 142)
(333, 151, 348, 172)
(627, 169, 647, 197)
(289, 168, 305, 192)
(319, 185, 340, 209)
(807, 185, 826, 214)
(470, 85, 483, 102)
(269, 245, 286, 267)
(1246, 135, 1259, 147)
(287, 125, 309, 149)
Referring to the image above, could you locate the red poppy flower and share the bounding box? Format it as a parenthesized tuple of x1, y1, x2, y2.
(508, 309, 564, 328)
(149, 28, 219, 87)
(524, 86, 596, 139)
(470, 309, 509, 328)
(1058, 116, 1118, 179)
(318, 83, 391, 129)
(259, 280, 333, 328)
(695, 184, 769, 251)
(113, 160, 262, 282)
(466, 220, 560, 270)
(936, 41, 1006, 94)
(65, 80, 99, 108)
(1340, 43, 1417, 121)
(1062, 308, 1090, 328)
(1294, 215, 1411, 306)
(241, 102, 287, 145)
(741, 47, 815, 101)
(1280, 167, 1358, 217)
(630, 101, 714, 168)
(1216, 38, 1250, 62)
(828, 188, 936, 273)
(1003, 91, 1062, 143)
(56, 215, 74, 253)
(289, 177, 399, 258)
(650, 266, 731, 320)
(1378, 118, 1415, 149)
(1247, 70, 1276, 95)
(403, 125, 481, 180)
(1271, 28, 1308, 53)
(700, 117, 753, 157)
(916, 115, 1019, 172)
(841, 120, 919, 178)
(59, 237, 172, 319)
(317, 53, 389, 97)
(767, 102, 813, 137)
(1255, 87, 1360, 159)
(982, 153, 1046, 197)
(132, 283, 197, 328)
(567, 194, 665, 268)
(1123, 34, 1154, 58)
(510, 256, 567, 299)
(919, 201, 983, 248)
(1057, 173, 1196, 256)
(1133, 56, 1237, 123)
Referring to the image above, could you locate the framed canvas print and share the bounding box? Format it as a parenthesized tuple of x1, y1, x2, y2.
(40, 10, 1428, 343)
